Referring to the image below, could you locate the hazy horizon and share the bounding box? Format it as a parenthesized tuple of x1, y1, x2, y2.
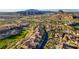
(0, 9, 79, 12)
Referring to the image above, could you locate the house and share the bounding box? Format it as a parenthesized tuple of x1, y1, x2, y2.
(0, 23, 29, 39)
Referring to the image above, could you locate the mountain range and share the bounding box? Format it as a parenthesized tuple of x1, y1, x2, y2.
(0, 9, 79, 18)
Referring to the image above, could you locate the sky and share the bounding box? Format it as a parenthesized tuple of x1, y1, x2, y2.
(0, 0, 79, 12)
(0, 9, 26, 12)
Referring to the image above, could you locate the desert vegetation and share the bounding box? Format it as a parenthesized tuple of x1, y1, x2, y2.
(0, 9, 79, 49)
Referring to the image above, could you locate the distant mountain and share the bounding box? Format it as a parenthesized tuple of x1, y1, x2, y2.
(0, 9, 53, 19)
(0, 9, 79, 19)
(17, 9, 52, 16)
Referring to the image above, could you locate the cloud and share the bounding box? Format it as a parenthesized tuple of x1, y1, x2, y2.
(0, 0, 79, 9)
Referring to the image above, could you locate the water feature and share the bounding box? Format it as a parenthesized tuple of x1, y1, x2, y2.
(36, 25, 48, 49)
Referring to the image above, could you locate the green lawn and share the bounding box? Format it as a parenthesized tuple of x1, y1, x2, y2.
(0, 29, 28, 49)
(73, 25, 79, 30)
